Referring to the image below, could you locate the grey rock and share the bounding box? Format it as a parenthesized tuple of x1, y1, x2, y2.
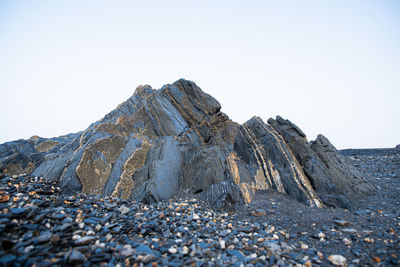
(143, 254, 157, 263)
(341, 228, 358, 233)
(227, 249, 245, 260)
(328, 255, 347, 266)
(136, 244, 153, 255)
(74, 236, 94, 246)
(333, 219, 351, 227)
(0, 254, 17, 267)
(120, 244, 135, 257)
(10, 208, 26, 216)
(118, 205, 130, 214)
(354, 210, 371, 215)
(268, 116, 373, 208)
(233, 117, 322, 207)
(250, 209, 267, 217)
(67, 249, 86, 265)
(35, 231, 52, 243)
(311, 134, 374, 196)
(0, 79, 371, 210)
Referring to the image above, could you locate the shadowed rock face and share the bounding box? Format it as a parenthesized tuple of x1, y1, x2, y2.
(0, 79, 373, 210)
(268, 116, 374, 208)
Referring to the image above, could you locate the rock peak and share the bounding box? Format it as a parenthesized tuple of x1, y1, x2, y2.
(134, 84, 153, 96)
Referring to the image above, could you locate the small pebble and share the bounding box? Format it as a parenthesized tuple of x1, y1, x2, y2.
(168, 247, 177, 254)
(328, 255, 347, 266)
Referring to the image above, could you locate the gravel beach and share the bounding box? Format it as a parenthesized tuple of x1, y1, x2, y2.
(0, 148, 399, 266)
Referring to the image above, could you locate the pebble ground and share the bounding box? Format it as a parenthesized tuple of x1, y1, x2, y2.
(0, 149, 399, 266)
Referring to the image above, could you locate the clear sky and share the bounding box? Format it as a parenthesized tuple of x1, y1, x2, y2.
(0, 1, 399, 149)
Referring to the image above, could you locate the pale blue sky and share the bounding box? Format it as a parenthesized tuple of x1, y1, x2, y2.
(0, 0, 399, 148)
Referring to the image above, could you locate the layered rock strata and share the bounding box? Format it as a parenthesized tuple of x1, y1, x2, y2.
(0, 79, 373, 210)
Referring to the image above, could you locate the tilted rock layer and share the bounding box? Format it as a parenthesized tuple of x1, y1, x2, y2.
(0, 79, 373, 210)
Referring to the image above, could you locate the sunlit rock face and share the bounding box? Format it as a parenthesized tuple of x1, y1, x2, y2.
(0, 79, 373, 210)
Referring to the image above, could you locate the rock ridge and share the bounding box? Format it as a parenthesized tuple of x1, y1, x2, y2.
(0, 79, 373, 210)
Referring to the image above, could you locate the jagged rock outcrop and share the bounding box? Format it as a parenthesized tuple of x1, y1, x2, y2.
(267, 116, 374, 208)
(0, 79, 373, 210)
(232, 117, 322, 207)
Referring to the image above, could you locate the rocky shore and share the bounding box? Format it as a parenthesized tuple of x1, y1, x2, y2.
(0, 148, 399, 266)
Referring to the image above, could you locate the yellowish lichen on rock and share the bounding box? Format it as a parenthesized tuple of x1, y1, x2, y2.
(3, 162, 35, 176)
(239, 183, 253, 204)
(254, 168, 269, 190)
(95, 123, 128, 137)
(35, 140, 59, 153)
(227, 152, 241, 185)
(77, 136, 126, 194)
(112, 139, 153, 198)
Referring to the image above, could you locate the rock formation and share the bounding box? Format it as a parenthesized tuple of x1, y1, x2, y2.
(0, 79, 373, 210)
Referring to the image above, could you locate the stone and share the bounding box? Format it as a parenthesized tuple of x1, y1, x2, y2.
(299, 242, 309, 250)
(118, 205, 130, 214)
(354, 210, 370, 215)
(0, 194, 9, 203)
(121, 244, 135, 257)
(68, 250, 86, 265)
(168, 247, 178, 254)
(143, 254, 157, 263)
(0, 254, 17, 267)
(341, 228, 357, 234)
(328, 255, 347, 266)
(105, 234, 113, 242)
(265, 242, 281, 252)
(219, 239, 226, 249)
(250, 209, 267, 217)
(227, 249, 245, 260)
(342, 238, 352, 245)
(310, 232, 326, 240)
(333, 220, 351, 227)
(136, 244, 153, 255)
(372, 256, 381, 263)
(24, 245, 35, 254)
(181, 246, 189, 255)
(74, 236, 94, 246)
(11, 207, 26, 216)
(36, 231, 52, 243)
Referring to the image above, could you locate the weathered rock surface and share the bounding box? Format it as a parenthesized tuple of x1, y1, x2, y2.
(268, 116, 374, 208)
(0, 79, 373, 209)
(232, 116, 322, 207)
